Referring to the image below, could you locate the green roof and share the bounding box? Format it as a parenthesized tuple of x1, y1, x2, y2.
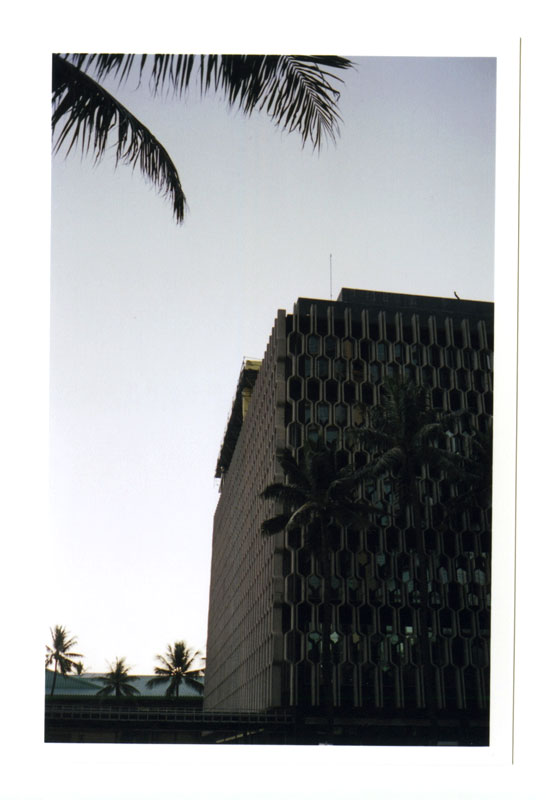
(45, 670, 204, 697)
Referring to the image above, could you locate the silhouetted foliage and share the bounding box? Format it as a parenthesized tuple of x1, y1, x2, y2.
(261, 437, 376, 716)
(52, 54, 353, 223)
(354, 377, 467, 713)
(95, 657, 140, 697)
(45, 625, 83, 697)
(146, 641, 204, 697)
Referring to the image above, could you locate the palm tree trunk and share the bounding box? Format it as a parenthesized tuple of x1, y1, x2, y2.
(319, 515, 334, 734)
(50, 660, 58, 697)
(412, 493, 438, 741)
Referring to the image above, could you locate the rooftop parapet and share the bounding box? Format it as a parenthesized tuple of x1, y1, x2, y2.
(215, 359, 262, 479)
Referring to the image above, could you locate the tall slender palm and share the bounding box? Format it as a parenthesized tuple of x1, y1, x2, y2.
(261, 438, 376, 720)
(146, 641, 204, 697)
(355, 377, 462, 715)
(52, 54, 353, 224)
(45, 625, 83, 697)
(95, 657, 140, 698)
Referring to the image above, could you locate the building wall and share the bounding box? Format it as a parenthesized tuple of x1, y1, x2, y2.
(204, 313, 287, 710)
(205, 290, 493, 717)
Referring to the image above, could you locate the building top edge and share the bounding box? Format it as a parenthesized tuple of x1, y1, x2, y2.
(293, 288, 493, 317)
(215, 359, 262, 479)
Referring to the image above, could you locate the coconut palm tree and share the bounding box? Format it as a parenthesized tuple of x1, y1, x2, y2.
(45, 625, 83, 696)
(95, 657, 140, 698)
(52, 54, 353, 224)
(260, 438, 377, 720)
(355, 377, 463, 715)
(146, 641, 203, 697)
(356, 377, 463, 517)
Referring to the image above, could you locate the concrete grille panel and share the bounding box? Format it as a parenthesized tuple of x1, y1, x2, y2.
(204, 290, 493, 719)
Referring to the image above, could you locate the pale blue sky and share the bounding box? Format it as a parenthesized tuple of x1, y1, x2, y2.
(49, 56, 496, 674)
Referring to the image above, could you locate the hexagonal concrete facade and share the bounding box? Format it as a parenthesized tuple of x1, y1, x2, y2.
(204, 289, 493, 722)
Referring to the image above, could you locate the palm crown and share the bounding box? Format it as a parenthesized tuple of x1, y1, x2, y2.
(261, 439, 376, 538)
(95, 657, 140, 698)
(146, 641, 203, 697)
(45, 625, 83, 696)
(356, 377, 463, 515)
(52, 54, 353, 224)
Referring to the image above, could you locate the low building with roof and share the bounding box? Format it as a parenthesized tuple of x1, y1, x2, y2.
(45, 669, 206, 742)
(45, 669, 204, 699)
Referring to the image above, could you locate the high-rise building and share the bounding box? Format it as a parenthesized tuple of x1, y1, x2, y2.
(204, 288, 493, 744)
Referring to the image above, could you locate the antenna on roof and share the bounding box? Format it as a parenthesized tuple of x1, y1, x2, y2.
(329, 254, 333, 300)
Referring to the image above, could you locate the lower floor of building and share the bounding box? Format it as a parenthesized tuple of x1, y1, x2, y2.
(45, 701, 488, 745)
